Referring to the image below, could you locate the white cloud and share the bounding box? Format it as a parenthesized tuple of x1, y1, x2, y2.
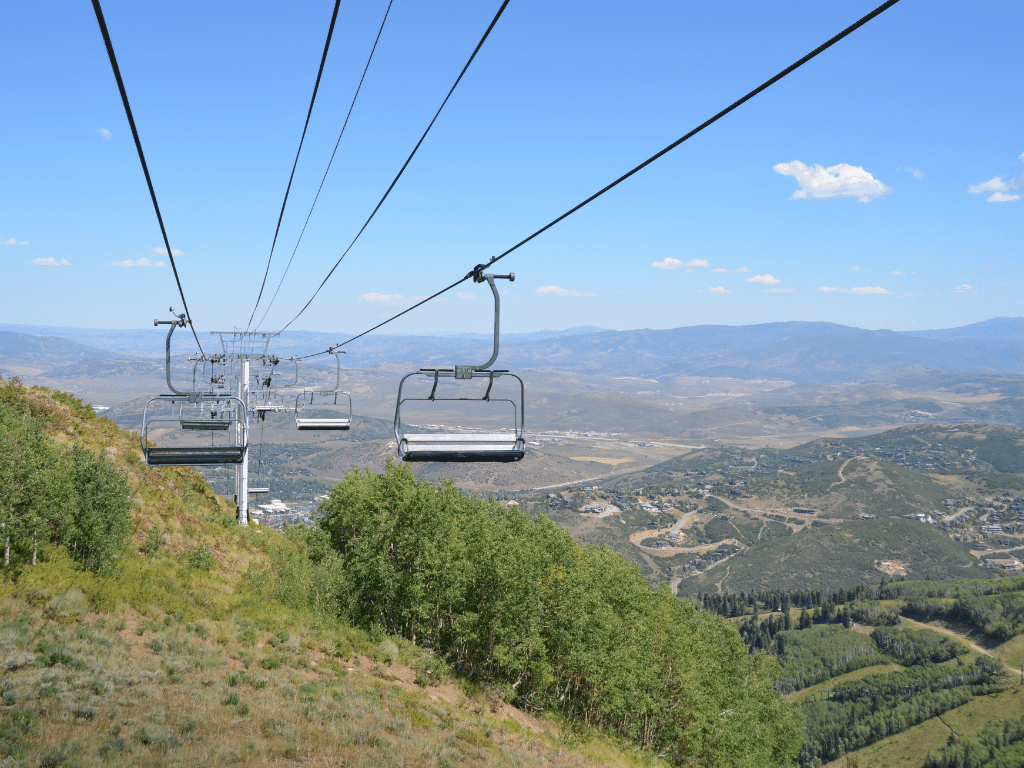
(31, 257, 70, 267)
(891, 270, 916, 276)
(954, 284, 972, 294)
(764, 287, 794, 293)
(816, 285, 887, 295)
(108, 257, 165, 268)
(152, 247, 185, 257)
(898, 292, 923, 299)
(651, 257, 682, 270)
(98, 128, 112, 140)
(969, 177, 1010, 194)
(969, 172, 1022, 202)
(773, 160, 891, 203)
(712, 266, 748, 274)
(849, 266, 860, 271)
(1019, 151, 1024, 160)
(707, 286, 729, 294)
(850, 286, 888, 295)
(686, 258, 710, 268)
(899, 166, 924, 179)
(534, 285, 596, 298)
(747, 273, 780, 285)
(359, 292, 402, 302)
(457, 292, 476, 300)
(1, 237, 30, 246)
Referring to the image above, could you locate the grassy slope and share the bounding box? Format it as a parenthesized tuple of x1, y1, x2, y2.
(0, 384, 661, 768)
(678, 518, 987, 595)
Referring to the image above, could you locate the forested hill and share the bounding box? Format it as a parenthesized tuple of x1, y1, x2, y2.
(0, 375, 802, 767)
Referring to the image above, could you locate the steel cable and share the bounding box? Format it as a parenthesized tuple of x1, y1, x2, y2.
(247, 0, 344, 330)
(254, 0, 396, 332)
(299, 0, 903, 359)
(279, 0, 512, 333)
(91, 0, 205, 356)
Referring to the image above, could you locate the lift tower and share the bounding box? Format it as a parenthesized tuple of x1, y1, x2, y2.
(209, 331, 280, 525)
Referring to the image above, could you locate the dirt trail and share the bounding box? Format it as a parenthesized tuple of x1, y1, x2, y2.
(628, 510, 698, 546)
(900, 617, 1018, 676)
(827, 456, 862, 490)
(706, 495, 804, 531)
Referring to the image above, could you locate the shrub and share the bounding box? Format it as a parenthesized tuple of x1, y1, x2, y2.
(44, 588, 90, 624)
(185, 545, 213, 572)
(141, 524, 165, 558)
(377, 639, 399, 665)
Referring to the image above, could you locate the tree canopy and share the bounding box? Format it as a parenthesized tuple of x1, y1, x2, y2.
(318, 460, 803, 767)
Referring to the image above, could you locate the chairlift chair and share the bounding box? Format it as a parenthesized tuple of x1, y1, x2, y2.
(141, 312, 248, 466)
(294, 351, 352, 430)
(393, 272, 525, 462)
(142, 394, 247, 466)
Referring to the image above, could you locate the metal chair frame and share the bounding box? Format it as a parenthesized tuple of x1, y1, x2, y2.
(141, 394, 247, 466)
(294, 351, 352, 430)
(392, 271, 525, 462)
(394, 368, 525, 461)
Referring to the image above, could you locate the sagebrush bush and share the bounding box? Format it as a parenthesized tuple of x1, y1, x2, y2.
(43, 587, 89, 624)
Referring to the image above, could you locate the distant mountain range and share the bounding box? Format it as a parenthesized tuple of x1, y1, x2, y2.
(3, 317, 1024, 384)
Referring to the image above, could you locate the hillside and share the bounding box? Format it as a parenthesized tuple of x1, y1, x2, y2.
(7, 318, 1024, 382)
(511, 423, 1024, 594)
(0, 377, 800, 767)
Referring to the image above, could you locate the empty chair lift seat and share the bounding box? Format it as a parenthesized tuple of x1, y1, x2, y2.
(294, 386, 352, 431)
(144, 445, 246, 466)
(295, 414, 350, 430)
(141, 394, 248, 467)
(179, 419, 231, 431)
(399, 432, 525, 462)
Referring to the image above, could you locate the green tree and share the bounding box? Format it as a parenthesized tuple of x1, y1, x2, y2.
(317, 460, 803, 767)
(0, 407, 73, 565)
(63, 446, 131, 573)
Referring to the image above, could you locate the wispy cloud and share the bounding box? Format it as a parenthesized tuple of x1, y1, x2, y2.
(534, 285, 596, 298)
(850, 286, 888, 295)
(849, 266, 860, 271)
(969, 154, 1023, 202)
(747, 274, 780, 285)
(108, 257, 165, 268)
(152, 247, 185, 257)
(764, 287, 794, 293)
(898, 292, 923, 299)
(1, 237, 30, 246)
(773, 160, 891, 203)
(899, 166, 924, 179)
(891, 270, 916, 276)
(711, 266, 748, 274)
(31, 257, 70, 267)
(701, 286, 729, 294)
(457, 292, 476, 300)
(98, 128, 112, 140)
(816, 286, 887, 295)
(359, 292, 402, 302)
(651, 257, 682, 270)
(953, 284, 972, 294)
(686, 258, 710, 268)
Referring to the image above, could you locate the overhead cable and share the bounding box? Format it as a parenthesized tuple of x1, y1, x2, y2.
(247, 0, 344, 330)
(300, 0, 902, 359)
(91, 0, 205, 356)
(254, 0, 396, 332)
(279, 0, 512, 333)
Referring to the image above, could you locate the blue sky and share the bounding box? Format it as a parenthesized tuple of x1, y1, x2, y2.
(2, 0, 1021, 345)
